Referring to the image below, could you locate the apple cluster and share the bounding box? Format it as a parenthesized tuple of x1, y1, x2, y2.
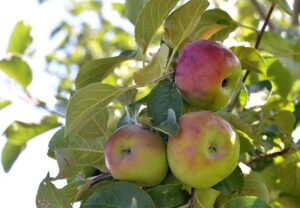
(104, 40, 242, 196)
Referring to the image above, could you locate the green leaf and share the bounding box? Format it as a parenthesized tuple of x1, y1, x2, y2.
(135, 0, 179, 54)
(133, 45, 168, 86)
(48, 128, 68, 158)
(125, 0, 147, 24)
(152, 108, 180, 136)
(231, 46, 267, 75)
(75, 56, 133, 89)
(5, 116, 60, 146)
(65, 83, 125, 137)
(267, 58, 293, 98)
(163, 0, 209, 49)
(213, 166, 244, 195)
(147, 184, 189, 207)
(189, 8, 236, 41)
(245, 80, 272, 109)
(269, 0, 293, 15)
(2, 116, 60, 172)
(0, 100, 11, 110)
(274, 110, 296, 135)
(0, 55, 32, 88)
(83, 181, 156, 208)
(60, 179, 86, 204)
(1, 142, 23, 172)
(7, 21, 32, 54)
(147, 79, 183, 126)
(55, 135, 106, 179)
(36, 174, 71, 208)
(223, 196, 270, 208)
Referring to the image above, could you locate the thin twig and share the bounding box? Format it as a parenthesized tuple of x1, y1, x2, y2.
(190, 188, 196, 208)
(247, 148, 290, 166)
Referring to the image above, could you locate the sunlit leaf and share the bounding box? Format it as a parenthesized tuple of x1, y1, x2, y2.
(245, 80, 272, 109)
(0, 100, 11, 110)
(135, 0, 178, 54)
(75, 56, 133, 89)
(0, 55, 32, 88)
(223, 196, 270, 208)
(2, 116, 60, 172)
(190, 8, 236, 41)
(83, 181, 155, 208)
(274, 110, 296, 135)
(55, 135, 106, 179)
(125, 0, 147, 24)
(269, 0, 293, 15)
(231, 46, 267, 75)
(48, 128, 68, 159)
(36, 173, 71, 208)
(65, 83, 126, 137)
(163, 0, 209, 49)
(7, 21, 32, 54)
(147, 184, 189, 207)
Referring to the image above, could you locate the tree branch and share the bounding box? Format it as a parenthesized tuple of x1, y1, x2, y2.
(247, 148, 290, 166)
(292, 0, 300, 25)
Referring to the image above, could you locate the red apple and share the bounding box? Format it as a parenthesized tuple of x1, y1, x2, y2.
(104, 124, 168, 187)
(175, 40, 242, 111)
(167, 111, 240, 189)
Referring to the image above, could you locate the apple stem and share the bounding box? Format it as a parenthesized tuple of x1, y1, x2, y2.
(227, 2, 277, 112)
(190, 188, 197, 208)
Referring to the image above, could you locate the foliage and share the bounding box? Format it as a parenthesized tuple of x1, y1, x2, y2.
(0, 0, 299, 207)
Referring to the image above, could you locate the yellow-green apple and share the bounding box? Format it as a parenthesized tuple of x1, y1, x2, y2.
(196, 188, 220, 208)
(167, 111, 240, 189)
(175, 40, 242, 111)
(104, 124, 168, 187)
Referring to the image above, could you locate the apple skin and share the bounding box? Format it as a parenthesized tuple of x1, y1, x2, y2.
(175, 40, 242, 111)
(104, 124, 168, 187)
(167, 111, 240, 189)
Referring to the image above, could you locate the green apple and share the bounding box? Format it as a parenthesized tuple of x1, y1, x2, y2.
(104, 124, 168, 187)
(167, 111, 240, 189)
(196, 188, 220, 208)
(175, 40, 242, 111)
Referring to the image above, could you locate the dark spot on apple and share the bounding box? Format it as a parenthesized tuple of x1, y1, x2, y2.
(222, 78, 229, 88)
(209, 146, 217, 153)
(122, 148, 131, 155)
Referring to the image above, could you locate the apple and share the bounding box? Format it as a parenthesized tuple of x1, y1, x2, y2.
(272, 195, 300, 208)
(175, 40, 242, 111)
(167, 111, 240, 189)
(196, 188, 220, 208)
(104, 124, 168, 187)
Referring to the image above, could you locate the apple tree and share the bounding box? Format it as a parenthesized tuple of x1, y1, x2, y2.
(0, 0, 299, 207)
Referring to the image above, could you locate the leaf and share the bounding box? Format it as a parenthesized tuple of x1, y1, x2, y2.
(0, 55, 32, 88)
(269, 0, 293, 15)
(152, 108, 180, 136)
(125, 0, 148, 24)
(75, 56, 133, 89)
(133, 44, 169, 86)
(135, 0, 178, 53)
(189, 8, 236, 40)
(65, 83, 125, 137)
(7, 21, 32, 54)
(55, 135, 107, 179)
(83, 181, 156, 208)
(245, 80, 272, 109)
(147, 79, 183, 126)
(223, 196, 270, 208)
(147, 184, 189, 207)
(163, 0, 209, 49)
(274, 110, 296, 135)
(294, 101, 300, 127)
(1, 142, 23, 172)
(2, 116, 60, 172)
(60, 179, 86, 204)
(213, 166, 244, 195)
(48, 128, 68, 158)
(36, 173, 71, 208)
(267, 58, 293, 98)
(231, 46, 267, 75)
(0, 100, 11, 110)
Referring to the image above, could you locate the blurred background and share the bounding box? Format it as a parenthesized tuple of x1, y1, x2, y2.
(0, 0, 299, 207)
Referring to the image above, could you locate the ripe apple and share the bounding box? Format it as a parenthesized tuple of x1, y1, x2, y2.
(175, 40, 242, 111)
(167, 111, 240, 189)
(104, 124, 168, 187)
